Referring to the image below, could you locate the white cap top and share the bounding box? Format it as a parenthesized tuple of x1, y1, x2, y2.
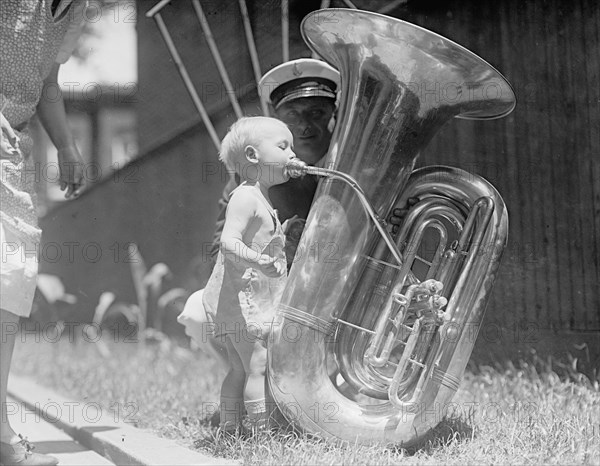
(258, 58, 340, 109)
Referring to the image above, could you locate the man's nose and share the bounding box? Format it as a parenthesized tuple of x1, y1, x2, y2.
(295, 114, 311, 132)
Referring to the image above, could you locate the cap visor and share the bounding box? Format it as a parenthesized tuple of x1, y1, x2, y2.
(275, 88, 336, 108)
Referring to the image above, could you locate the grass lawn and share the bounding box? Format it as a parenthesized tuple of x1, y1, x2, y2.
(10, 332, 599, 465)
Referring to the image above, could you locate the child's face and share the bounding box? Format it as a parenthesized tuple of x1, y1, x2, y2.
(253, 122, 297, 185)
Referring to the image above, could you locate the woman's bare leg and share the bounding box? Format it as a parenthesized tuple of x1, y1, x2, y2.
(0, 308, 20, 443)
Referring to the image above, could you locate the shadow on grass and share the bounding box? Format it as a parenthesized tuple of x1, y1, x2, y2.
(398, 415, 475, 456)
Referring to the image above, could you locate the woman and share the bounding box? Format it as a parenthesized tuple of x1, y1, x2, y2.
(1, 1, 86, 464)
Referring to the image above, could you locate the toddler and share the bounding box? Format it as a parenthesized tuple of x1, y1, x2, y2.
(204, 116, 296, 434)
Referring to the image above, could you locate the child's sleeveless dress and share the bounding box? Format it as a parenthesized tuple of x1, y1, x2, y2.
(203, 186, 287, 341)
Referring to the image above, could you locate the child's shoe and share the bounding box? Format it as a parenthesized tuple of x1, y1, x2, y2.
(199, 409, 221, 428)
(0, 435, 59, 466)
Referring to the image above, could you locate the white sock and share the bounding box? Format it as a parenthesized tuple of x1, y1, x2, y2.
(244, 398, 268, 430)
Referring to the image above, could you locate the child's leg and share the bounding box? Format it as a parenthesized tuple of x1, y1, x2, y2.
(219, 336, 245, 432)
(230, 335, 270, 431)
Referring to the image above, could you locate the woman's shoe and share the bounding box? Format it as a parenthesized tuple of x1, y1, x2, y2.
(0, 434, 59, 466)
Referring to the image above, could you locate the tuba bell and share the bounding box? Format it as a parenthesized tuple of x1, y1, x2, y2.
(269, 9, 515, 446)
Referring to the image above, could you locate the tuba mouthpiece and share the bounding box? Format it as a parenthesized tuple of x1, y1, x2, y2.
(284, 158, 309, 178)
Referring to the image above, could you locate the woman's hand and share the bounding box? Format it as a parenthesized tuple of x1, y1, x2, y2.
(37, 63, 86, 199)
(56, 145, 85, 199)
(1, 111, 19, 157)
(282, 215, 306, 268)
(389, 197, 420, 235)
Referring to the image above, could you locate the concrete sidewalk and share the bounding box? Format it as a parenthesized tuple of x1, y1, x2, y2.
(7, 375, 238, 466)
(6, 395, 115, 465)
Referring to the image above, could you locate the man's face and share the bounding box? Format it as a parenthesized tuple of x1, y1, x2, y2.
(274, 97, 335, 166)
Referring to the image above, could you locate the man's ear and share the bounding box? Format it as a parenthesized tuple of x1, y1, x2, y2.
(327, 101, 337, 133)
(327, 113, 336, 133)
(245, 145, 258, 163)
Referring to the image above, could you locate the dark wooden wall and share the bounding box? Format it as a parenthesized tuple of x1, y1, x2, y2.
(399, 0, 600, 332)
(40, 0, 599, 368)
(394, 0, 599, 370)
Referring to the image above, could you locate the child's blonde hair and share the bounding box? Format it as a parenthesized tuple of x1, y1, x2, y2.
(219, 116, 287, 173)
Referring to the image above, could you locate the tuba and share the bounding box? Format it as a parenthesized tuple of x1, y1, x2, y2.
(269, 9, 515, 446)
